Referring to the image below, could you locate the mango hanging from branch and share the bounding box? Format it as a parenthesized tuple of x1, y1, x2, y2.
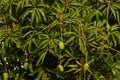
(106, 23, 111, 31)
(59, 42, 65, 50)
(83, 63, 89, 71)
(23, 62, 29, 70)
(57, 64, 64, 72)
(3, 72, 8, 80)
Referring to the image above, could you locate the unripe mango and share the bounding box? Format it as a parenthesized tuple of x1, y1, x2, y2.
(3, 72, 8, 80)
(106, 23, 111, 31)
(23, 62, 29, 70)
(59, 42, 64, 50)
(57, 64, 64, 72)
(83, 63, 89, 71)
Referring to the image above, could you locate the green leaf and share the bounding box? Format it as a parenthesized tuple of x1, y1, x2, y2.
(65, 67, 78, 73)
(84, 10, 98, 22)
(113, 3, 120, 9)
(32, 38, 38, 47)
(28, 38, 32, 52)
(56, 69, 61, 78)
(65, 36, 75, 44)
(21, 9, 32, 23)
(7, 13, 18, 22)
(38, 8, 46, 22)
(70, 3, 81, 6)
(42, 73, 50, 80)
(29, 63, 33, 73)
(37, 68, 44, 80)
(5, 38, 9, 47)
(23, 30, 33, 38)
(110, 6, 116, 19)
(82, 0, 88, 5)
(78, 38, 85, 54)
(37, 4, 49, 8)
(39, 39, 49, 48)
(18, 71, 27, 80)
(36, 51, 47, 66)
(48, 20, 59, 30)
(74, 68, 82, 74)
(63, 32, 76, 36)
(31, 9, 35, 24)
(11, 38, 21, 48)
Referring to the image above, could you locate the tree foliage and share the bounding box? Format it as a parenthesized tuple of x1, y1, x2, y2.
(0, 0, 120, 80)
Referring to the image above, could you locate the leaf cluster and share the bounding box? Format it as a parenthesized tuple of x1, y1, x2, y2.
(0, 0, 120, 80)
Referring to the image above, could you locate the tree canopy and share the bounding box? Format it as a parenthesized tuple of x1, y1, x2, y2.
(0, 0, 120, 80)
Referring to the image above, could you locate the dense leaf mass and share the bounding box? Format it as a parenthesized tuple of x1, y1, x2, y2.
(0, 0, 120, 80)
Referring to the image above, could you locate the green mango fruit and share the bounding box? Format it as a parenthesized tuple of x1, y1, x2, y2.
(3, 72, 8, 80)
(83, 63, 89, 71)
(59, 42, 65, 50)
(23, 62, 29, 70)
(106, 23, 111, 31)
(58, 64, 64, 72)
